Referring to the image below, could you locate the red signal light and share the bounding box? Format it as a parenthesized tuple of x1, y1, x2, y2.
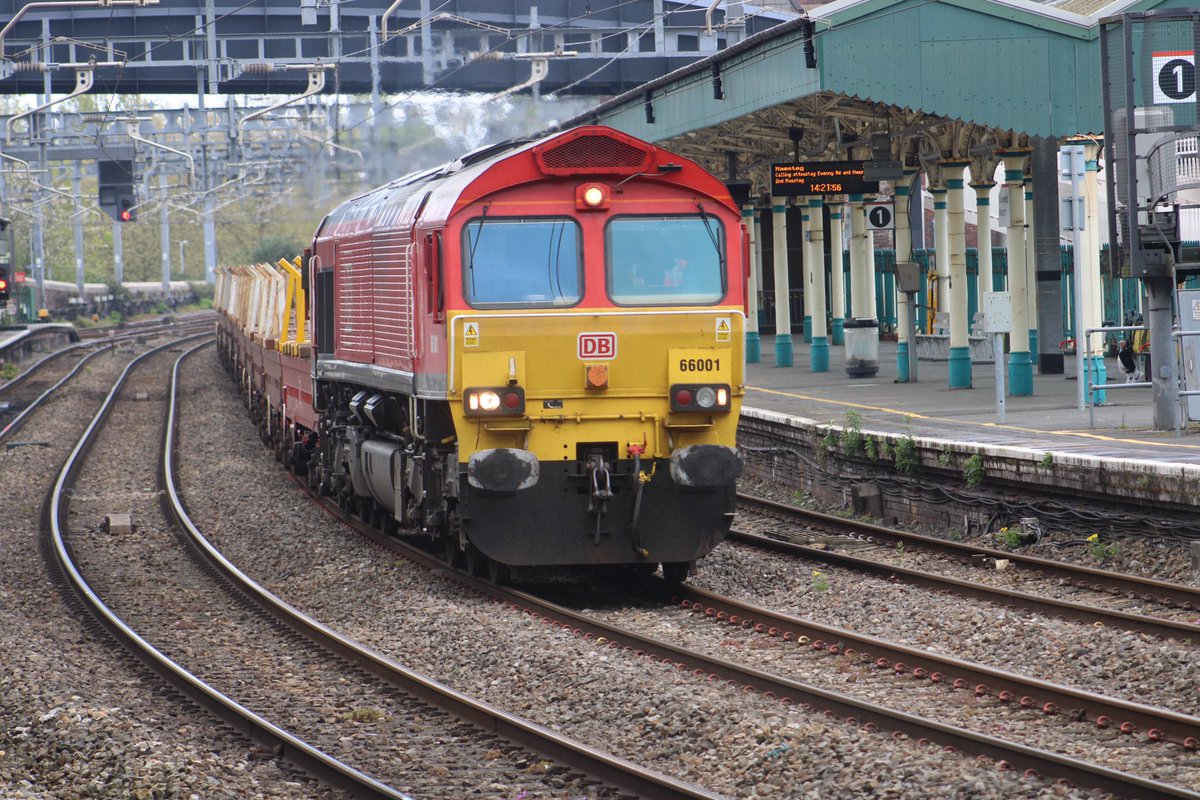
(119, 209, 133, 222)
(0, 279, 7, 291)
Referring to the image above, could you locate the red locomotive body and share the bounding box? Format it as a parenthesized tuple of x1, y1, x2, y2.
(219, 126, 747, 582)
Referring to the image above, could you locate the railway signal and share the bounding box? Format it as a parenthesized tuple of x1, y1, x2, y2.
(98, 160, 137, 223)
(0, 267, 9, 303)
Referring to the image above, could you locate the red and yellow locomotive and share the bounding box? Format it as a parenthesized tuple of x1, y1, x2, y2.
(217, 125, 746, 582)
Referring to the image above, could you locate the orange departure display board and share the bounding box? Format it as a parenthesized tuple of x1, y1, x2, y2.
(771, 161, 879, 196)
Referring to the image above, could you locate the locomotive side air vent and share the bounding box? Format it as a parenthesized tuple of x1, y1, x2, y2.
(533, 128, 654, 176)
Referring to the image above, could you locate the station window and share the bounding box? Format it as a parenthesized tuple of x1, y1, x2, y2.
(462, 216, 582, 308)
(607, 215, 725, 306)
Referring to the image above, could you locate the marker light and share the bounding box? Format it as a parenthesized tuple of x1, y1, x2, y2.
(584, 186, 604, 206)
(670, 384, 732, 413)
(478, 391, 501, 411)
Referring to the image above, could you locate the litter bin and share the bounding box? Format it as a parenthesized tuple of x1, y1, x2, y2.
(844, 318, 879, 378)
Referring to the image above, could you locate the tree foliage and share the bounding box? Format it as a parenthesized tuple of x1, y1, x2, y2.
(3, 92, 596, 283)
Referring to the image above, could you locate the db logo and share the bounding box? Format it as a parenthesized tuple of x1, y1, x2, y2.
(578, 332, 617, 360)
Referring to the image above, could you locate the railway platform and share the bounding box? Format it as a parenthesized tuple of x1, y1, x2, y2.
(739, 335, 1200, 518)
(744, 335, 1199, 466)
(0, 324, 77, 364)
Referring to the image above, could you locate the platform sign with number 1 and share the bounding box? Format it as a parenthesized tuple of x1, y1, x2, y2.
(864, 201, 894, 230)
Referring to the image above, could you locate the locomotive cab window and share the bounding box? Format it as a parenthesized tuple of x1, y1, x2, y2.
(462, 216, 582, 308)
(606, 215, 725, 305)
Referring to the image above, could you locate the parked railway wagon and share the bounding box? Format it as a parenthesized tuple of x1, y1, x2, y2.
(216, 125, 747, 583)
(40, 279, 194, 320)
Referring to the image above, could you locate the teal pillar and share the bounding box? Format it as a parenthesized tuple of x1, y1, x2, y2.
(948, 346, 972, 388)
(746, 331, 760, 363)
(803, 316, 812, 343)
(945, 169, 972, 390)
(829, 203, 846, 345)
(775, 333, 793, 367)
(806, 198, 828, 372)
(771, 198, 793, 367)
(811, 335, 829, 372)
(743, 204, 762, 364)
(897, 340, 910, 382)
(1029, 328, 1038, 366)
(1009, 351, 1034, 395)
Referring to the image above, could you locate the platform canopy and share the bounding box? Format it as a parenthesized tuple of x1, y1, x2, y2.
(556, 0, 1192, 189)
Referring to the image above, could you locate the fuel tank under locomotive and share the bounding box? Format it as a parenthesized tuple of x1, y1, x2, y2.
(321, 388, 458, 532)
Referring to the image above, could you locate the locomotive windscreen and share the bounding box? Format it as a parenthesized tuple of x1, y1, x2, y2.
(462, 217, 582, 307)
(607, 215, 725, 305)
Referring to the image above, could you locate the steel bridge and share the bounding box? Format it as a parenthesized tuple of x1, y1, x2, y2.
(0, 0, 792, 96)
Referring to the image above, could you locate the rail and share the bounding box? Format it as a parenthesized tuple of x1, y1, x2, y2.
(47, 334, 412, 800)
(303, 488, 1200, 797)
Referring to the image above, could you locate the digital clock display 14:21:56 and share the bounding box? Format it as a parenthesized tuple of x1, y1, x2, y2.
(770, 161, 880, 197)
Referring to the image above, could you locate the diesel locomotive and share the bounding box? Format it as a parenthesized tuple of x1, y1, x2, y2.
(216, 125, 746, 582)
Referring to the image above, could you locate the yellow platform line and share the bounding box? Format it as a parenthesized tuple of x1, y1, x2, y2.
(747, 385, 1200, 452)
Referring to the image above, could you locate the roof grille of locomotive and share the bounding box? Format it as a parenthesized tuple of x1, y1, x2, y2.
(533, 133, 653, 176)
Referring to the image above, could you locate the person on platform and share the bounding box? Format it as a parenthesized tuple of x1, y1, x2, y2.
(1117, 338, 1142, 383)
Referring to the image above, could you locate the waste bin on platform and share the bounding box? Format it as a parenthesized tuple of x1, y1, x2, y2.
(843, 318, 879, 378)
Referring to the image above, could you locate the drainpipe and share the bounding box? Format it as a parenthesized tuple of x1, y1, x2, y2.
(1025, 178, 1039, 369)
(1083, 142, 1104, 394)
(800, 202, 811, 344)
(893, 176, 915, 379)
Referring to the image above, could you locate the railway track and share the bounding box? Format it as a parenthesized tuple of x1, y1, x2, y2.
(162, 342, 1200, 800)
(1, 315, 216, 440)
(736, 492, 1200, 640)
(0, 343, 114, 441)
(72, 310, 217, 341)
(288, 487, 1200, 799)
(47, 338, 722, 800)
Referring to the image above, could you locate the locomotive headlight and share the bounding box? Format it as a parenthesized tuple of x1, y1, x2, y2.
(695, 386, 717, 408)
(575, 183, 610, 210)
(464, 386, 526, 416)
